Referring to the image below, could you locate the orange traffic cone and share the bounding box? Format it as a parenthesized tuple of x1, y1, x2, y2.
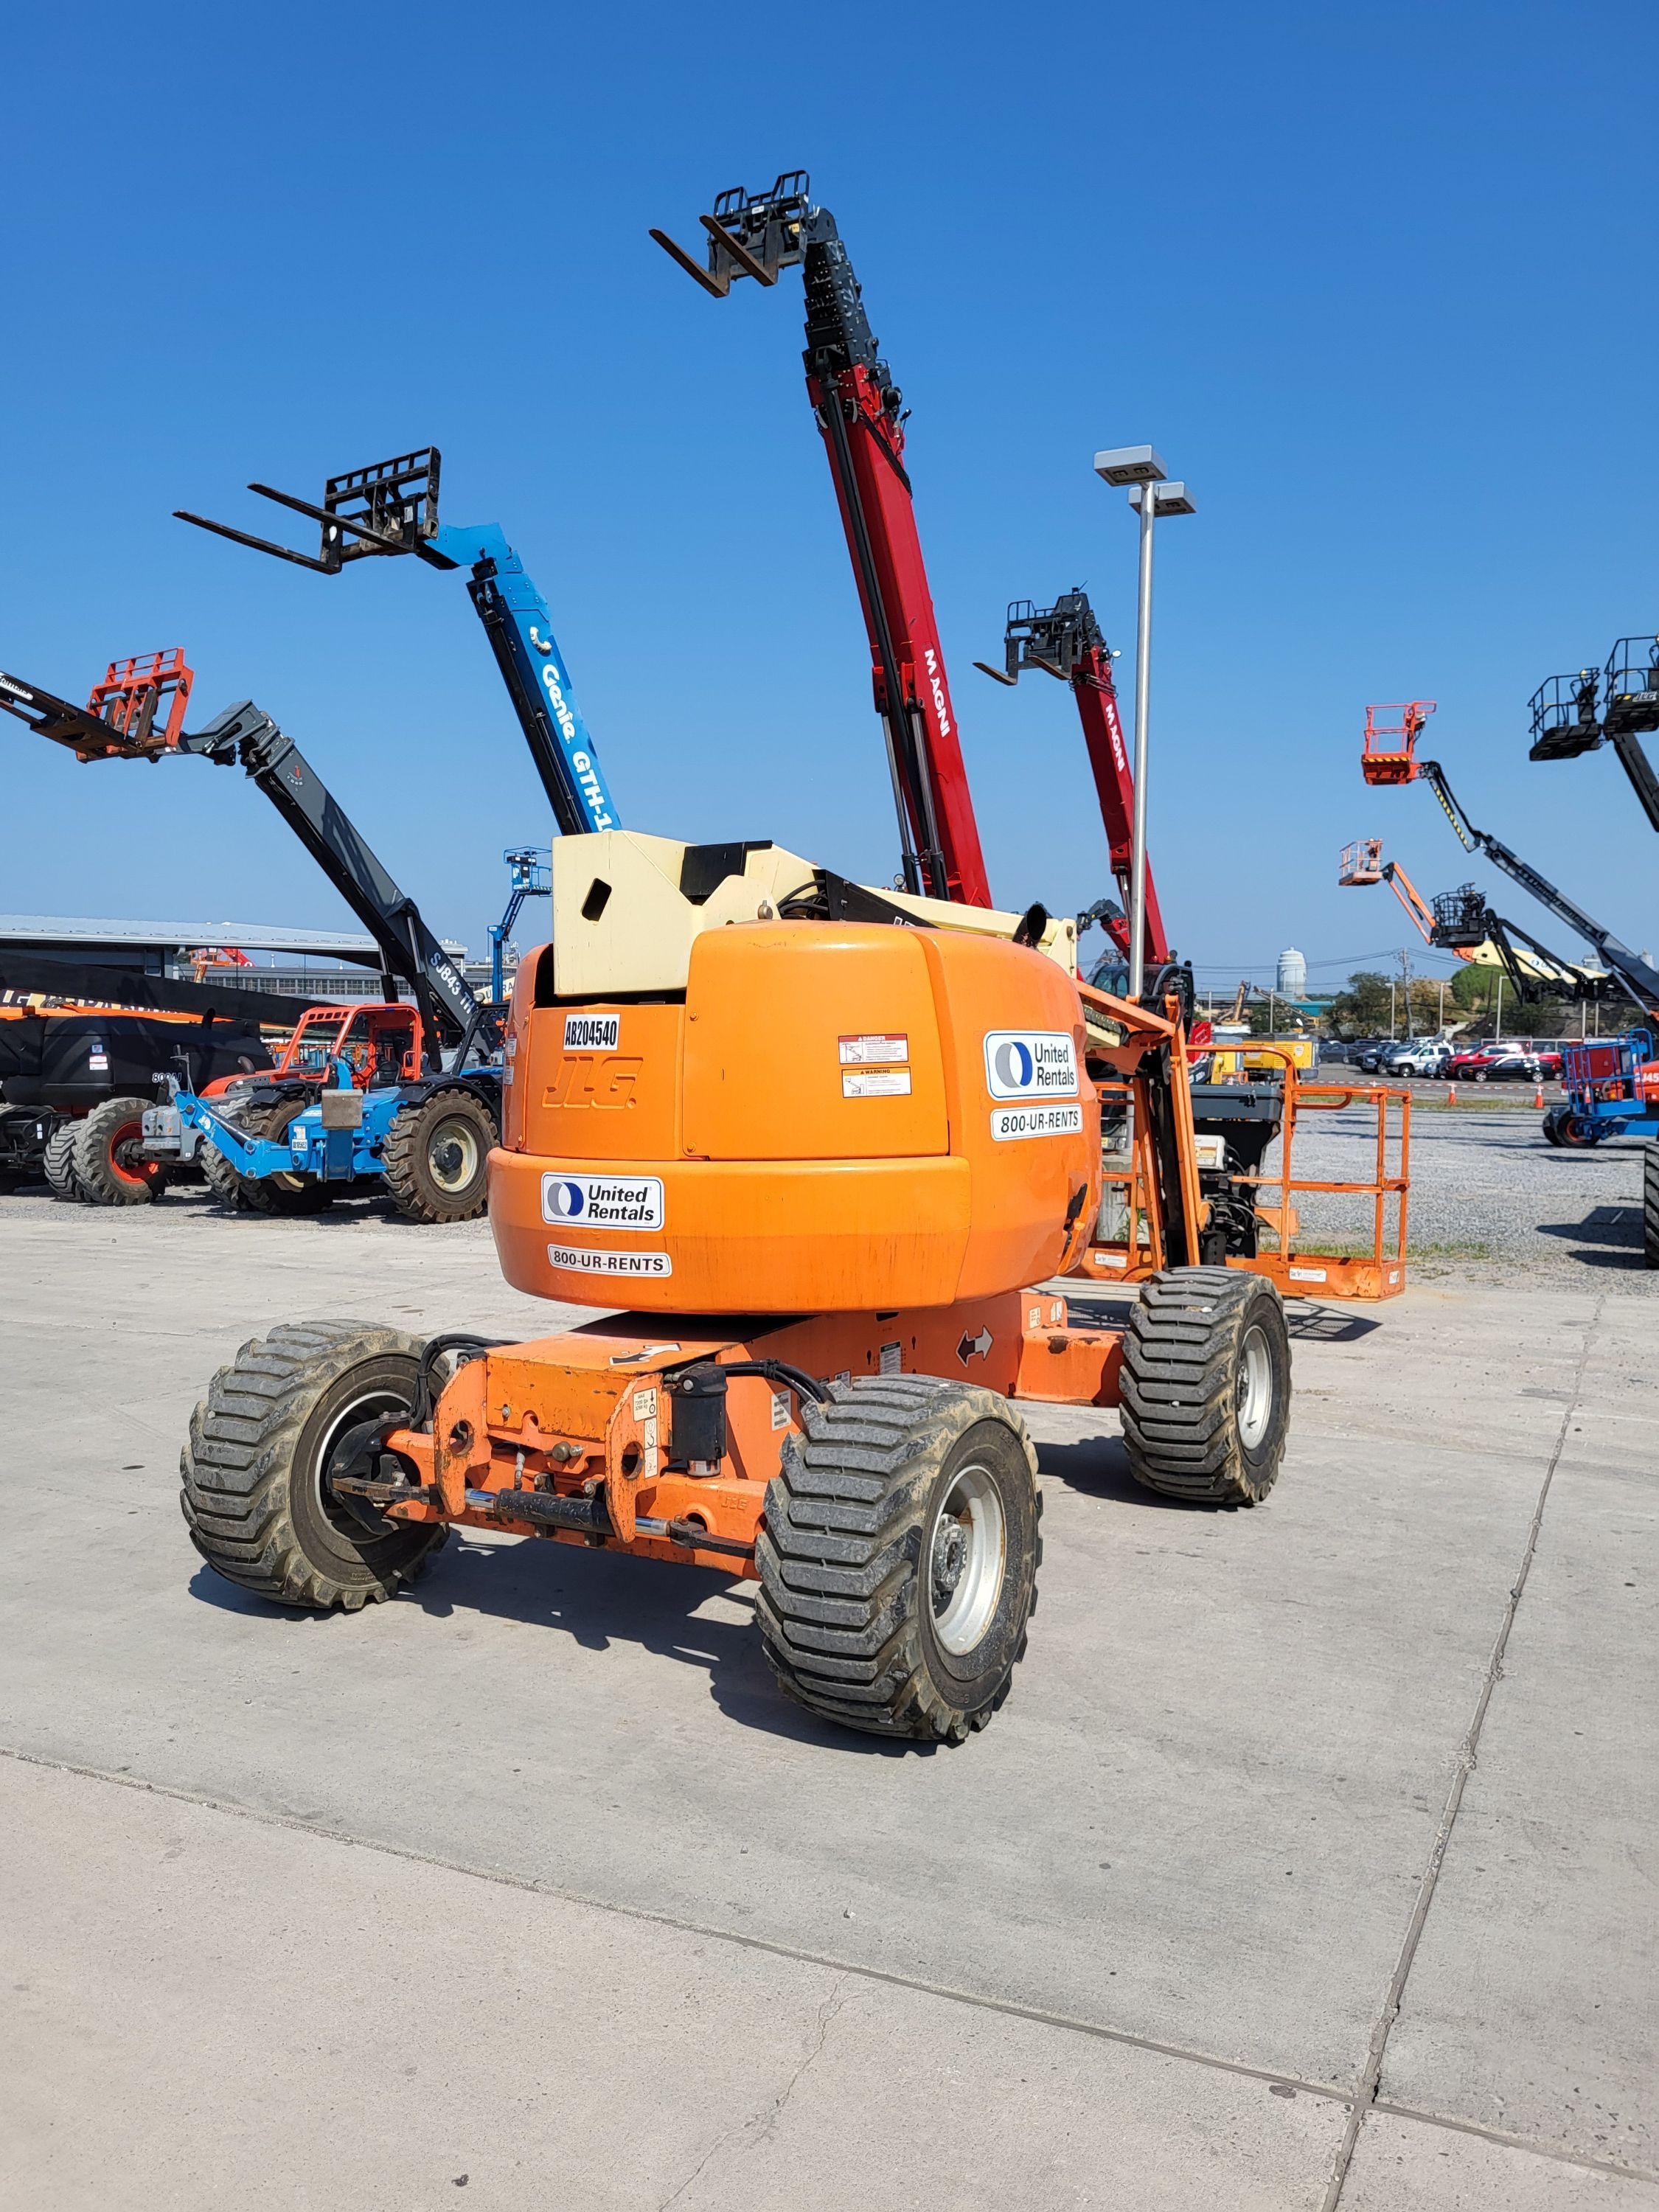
(1447, 1084, 1457, 1105)
(1533, 1082, 1545, 1108)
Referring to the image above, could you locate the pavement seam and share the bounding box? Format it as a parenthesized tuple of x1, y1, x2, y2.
(0, 1741, 1354, 2104)
(1368, 2099, 1659, 2189)
(1319, 1292, 1608, 2212)
(4, 1753, 1653, 2198)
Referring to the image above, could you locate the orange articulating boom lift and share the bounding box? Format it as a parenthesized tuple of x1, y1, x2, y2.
(1339, 838, 1475, 963)
(173, 181, 1409, 1746)
(181, 824, 1408, 1745)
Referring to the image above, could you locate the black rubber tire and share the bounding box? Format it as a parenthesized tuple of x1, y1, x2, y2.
(181, 1321, 447, 1608)
(204, 1097, 333, 1215)
(198, 1124, 255, 1210)
(756, 1375, 1041, 1745)
(1644, 1147, 1659, 1271)
(1541, 1105, 1566, 1147)
(72, 1096, 165, 1206)
(381, 1087, 496, 1224)
(43, 1121, 88, 1200)
(1119, 1267, 1291, 1506)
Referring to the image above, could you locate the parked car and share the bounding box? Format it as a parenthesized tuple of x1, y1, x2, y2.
(1386, 1039, 1453, 1078)
(1445, 1043, 1512, 1079)
(1461, 1049, 1543, 1083)
(1532, 1048, 1564, 1078)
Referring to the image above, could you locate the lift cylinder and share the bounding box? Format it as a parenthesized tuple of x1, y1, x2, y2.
(490, 921, 1100, 1313)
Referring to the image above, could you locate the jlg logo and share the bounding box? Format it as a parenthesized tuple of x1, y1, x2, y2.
(544, 1056, 641, 1109)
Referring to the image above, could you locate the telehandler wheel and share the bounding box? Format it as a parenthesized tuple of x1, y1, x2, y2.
(72, 1096, 166, 1206)
(1644, 1146, 1659, 1270)
(757, 1376, 1041, 1745)
(181, 1321, 446, 1610)
(198, 1130, 254, 1211)
(1120, 1267, 1291, 1506)
(381, 1088, 496, 1224)
(43, 1122, 88, 1200)
(206, 1097, 333, 1216)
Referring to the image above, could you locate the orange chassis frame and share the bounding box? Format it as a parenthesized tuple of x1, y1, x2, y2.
(358, 993, 1410, 1579)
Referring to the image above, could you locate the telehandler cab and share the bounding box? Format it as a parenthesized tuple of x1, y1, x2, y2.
(181, 832, 1405, 1744)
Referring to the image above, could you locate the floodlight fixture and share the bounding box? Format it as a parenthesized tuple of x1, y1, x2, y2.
(1093, 445, 1166, 487)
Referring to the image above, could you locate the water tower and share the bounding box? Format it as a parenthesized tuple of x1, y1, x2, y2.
(1277, 947, 1307, 999)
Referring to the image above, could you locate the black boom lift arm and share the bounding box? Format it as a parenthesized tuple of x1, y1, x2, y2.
(1419, 757, 1659, 1018)
(0, 664, 495, 1062)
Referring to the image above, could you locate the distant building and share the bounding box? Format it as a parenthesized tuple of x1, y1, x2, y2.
(1276, 947, 1307, 998)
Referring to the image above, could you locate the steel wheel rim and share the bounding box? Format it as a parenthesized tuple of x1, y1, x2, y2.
(314, 1384, 411, 1541)
(1237, 1323, 1273, 1451)
(427, 1117, 480, 1194)
(107, 1117, 154, 1186)
(928, 1461, 1006, 1655)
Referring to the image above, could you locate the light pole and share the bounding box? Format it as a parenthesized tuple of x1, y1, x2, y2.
(1093, 446, 1196, 998)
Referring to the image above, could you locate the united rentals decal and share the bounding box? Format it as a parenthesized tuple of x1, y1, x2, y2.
(540, 1172, 664, 1231)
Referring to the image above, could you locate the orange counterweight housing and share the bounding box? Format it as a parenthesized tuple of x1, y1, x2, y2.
(492, 920, 1101, 1312)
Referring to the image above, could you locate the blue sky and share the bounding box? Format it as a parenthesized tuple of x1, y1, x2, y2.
(4, 0, 1654, 990)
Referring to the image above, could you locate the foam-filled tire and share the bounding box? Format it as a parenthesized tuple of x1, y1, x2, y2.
(180, 1320, 446, 1609)
(1119, 1267, 1291, 1507)
(43, 1121, 87, 1200)
(72, 1096, 166, 1206)
(757, 1375, 1041, 1745)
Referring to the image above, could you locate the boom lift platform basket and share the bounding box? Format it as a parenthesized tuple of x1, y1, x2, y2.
(1360, 700, 1436, 786)
(1528, 641, 1659, 832)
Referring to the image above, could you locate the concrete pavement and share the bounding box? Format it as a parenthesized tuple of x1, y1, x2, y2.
(0, 1197, 1653, 2208)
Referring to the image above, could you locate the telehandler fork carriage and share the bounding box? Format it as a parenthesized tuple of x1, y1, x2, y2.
(182, 833, 1408, 1745)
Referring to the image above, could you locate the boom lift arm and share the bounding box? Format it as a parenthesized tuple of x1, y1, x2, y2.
(1427, 888, 1623, 1006)
(490, 846, 552, 1003)
(977, 590, 1171, 966)
(0, 660, 495, 1061)
(175, 448, 619, 838)
(1417, 757, 1659, 1017)
(652, 174, 991, 908)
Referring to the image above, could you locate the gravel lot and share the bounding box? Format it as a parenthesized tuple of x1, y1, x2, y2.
(1256, 1087, 1655, 1282)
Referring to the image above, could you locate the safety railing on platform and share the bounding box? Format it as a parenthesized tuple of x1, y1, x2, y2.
(1077, 1051, 1411, 1301)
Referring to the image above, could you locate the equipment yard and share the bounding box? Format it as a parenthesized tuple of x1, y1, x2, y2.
(5, 16, 1655, 2203)
(3, 1113, 1653, 2211)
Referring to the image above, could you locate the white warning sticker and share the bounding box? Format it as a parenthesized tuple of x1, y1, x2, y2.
(631, 1387, 658, 1422)
(879, 1340, 902, 1376)
(546, 1245, 672, 1279)
(838, 1034, 908, 1065)
(990, 1103, 1085, 1141)
(843, 1068, 912, 1098)
(1287, 1265, 1328, 1283)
